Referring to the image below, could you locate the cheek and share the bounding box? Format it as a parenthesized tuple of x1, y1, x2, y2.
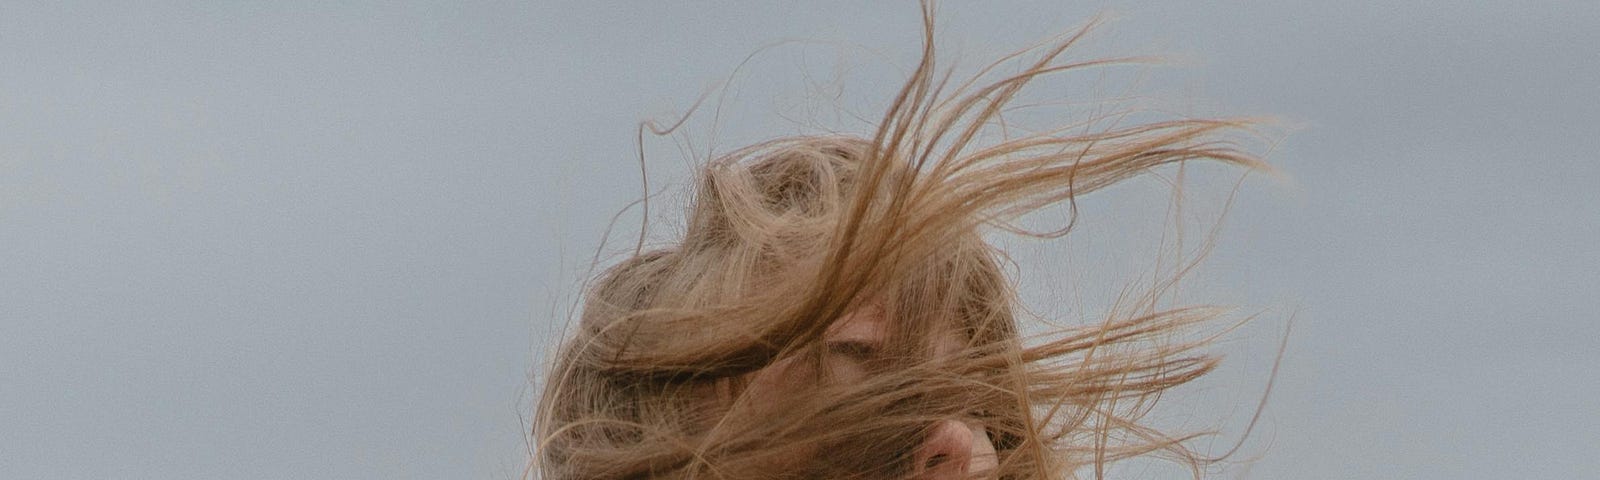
(741, 355, 813, 409)
(728, 356, 827, 470)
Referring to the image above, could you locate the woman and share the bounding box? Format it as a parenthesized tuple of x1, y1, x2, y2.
(534, 5, 1268, 479)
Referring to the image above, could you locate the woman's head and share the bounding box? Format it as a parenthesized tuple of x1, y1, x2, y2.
(535, 6, 1267, 479)
(541, 137, 1023, 479)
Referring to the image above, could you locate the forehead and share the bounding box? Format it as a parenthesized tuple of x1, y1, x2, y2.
(825, 303, 889, 340)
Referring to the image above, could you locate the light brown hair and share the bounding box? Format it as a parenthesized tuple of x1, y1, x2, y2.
(534, 5, 1269, 479)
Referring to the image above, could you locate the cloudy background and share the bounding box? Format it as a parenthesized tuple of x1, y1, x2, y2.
(3, 1, 1596, 478)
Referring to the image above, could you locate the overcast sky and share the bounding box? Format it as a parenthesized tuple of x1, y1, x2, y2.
(3, 2, 1597, 479)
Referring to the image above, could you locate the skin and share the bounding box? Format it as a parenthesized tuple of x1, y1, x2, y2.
(743, 303, 999, 479)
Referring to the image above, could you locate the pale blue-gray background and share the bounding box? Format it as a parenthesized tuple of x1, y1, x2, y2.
(3, 2, 1596, 478)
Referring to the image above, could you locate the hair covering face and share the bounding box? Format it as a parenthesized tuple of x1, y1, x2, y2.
(534, 5, 1269, 479)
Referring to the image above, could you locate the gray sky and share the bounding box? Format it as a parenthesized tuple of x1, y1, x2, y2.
(3, 2, 1597, 479)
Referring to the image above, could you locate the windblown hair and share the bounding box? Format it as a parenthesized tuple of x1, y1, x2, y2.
(535, 6, 1267, 480)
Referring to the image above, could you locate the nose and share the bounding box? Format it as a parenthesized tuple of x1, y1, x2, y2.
(910, 419, 997, 479)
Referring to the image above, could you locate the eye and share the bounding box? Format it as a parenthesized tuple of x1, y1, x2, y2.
(825, 340, 879, 361)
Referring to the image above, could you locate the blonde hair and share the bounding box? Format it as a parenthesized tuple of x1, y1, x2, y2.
(535, 5, 1268, 479)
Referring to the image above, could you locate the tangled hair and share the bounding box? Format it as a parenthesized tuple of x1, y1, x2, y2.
(535, 5, 1268, 480)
